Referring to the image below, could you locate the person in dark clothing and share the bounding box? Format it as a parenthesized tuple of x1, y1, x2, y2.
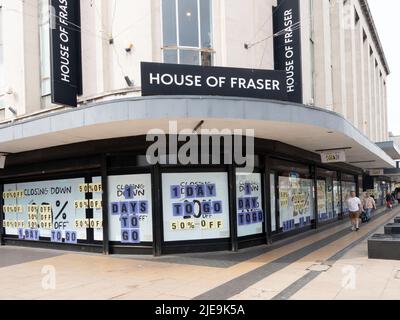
(386, 192, 393, 210)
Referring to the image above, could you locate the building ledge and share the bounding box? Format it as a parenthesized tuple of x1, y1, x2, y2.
(0, 96, 395, 170)
(376, 141, 400, 161)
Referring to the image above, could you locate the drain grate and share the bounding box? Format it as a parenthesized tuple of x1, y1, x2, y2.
(307, 263, 332, 272)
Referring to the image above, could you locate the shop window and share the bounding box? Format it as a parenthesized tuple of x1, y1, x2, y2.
(39, 0, 51, 96)
(317, 169, 338, 223)
(333, 180, 341, 217)
(161, 0, 213, 66)
(341, 174, 356, 215)
(236, 173, 263, 238)
(108, 174, 153, 243)
(270, 173, 277, 232)
(271, 159, 315, 233)
(3, 178, 103, 243)
(0, 7, 4, 90)
(162, 172, 230, 242)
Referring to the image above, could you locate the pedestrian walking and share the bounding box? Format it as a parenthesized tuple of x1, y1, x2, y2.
(386, 192, 393, 210)
(347, 191, 362, 232)
(362, 193, 376, 222)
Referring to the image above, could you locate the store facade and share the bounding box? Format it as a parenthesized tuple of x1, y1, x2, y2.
(0, 0, 397, 256)
(0, 95, 393, 256)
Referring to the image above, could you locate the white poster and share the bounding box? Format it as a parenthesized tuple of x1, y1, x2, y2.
(317, 180, 327, 221)
(3, 178, 87, 241)
(108, 174, 153, 243)
(270, 173, 277, 232)
(162, 172, 230, 242)
(279, 176, 314, 232)
(236, 173, 264, 237)
(92, 176, 104, 241)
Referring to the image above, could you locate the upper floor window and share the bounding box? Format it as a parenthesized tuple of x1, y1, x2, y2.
(0, 6, 4, 90)
(39, 0, 51, 96)
(161, 0, 213, 66)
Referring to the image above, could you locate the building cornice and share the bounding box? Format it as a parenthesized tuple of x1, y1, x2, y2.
(360, 0, 390, 75)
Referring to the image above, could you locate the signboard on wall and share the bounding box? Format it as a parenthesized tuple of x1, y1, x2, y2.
(162, 172, 230, 242)
(141, 62, 288, 101)
(369, 169, 384, 176)
(320, 150, 347, 163)
(273, 0, 303, 103)
(50, 0, 82, 107)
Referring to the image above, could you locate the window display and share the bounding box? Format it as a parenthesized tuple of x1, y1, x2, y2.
(341, 180, 356, 215)
(270, 173, 277, 232)
(92, 176, 104, 241)
(279, 176, 314, 232)
(317, 180, 327, 221)
(333, 181, 341, 217)
(108, 174, 153, 243)
(236, 173, 264, 237)
(2, 178, 103, 243)
(162, 172, 230, 242)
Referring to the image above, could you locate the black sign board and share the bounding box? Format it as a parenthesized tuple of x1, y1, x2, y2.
(273, 0, 303, 103)
(50, 0, 82, 107)
(141, 62, 287, 101)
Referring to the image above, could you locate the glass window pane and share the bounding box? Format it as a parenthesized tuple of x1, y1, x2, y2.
(178, 0, 199, 47)
(162, 0, 177, 46)
(200, 0, 212, 48)
(179, 50, 199, 65)
(279, 176, 314, 233)
(333, 181, 341, 216)
(236, 173, 264, 238)
(270, 173, 276, 232)
(162, 172, 230, 242)
(163, 49, 178, 64)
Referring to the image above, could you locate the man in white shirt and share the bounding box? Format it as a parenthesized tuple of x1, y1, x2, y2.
(347, 191, 362, 231)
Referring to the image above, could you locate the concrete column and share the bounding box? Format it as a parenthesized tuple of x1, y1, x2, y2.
(381, 77, 387, 141)
(354, 22, 366, 133)
(3, 0, 41, 118)
(368, 53, 377, 142)
(383, 80, 388, 141)
(344, 1, 358, 127)
(330, 0, 347, 118)
(312, 0, 333, 110)
(363, 39, 371, 138)
(376, 64, 382, 141)
(300, 0, 313, 105)
(372, 59, 380, 142)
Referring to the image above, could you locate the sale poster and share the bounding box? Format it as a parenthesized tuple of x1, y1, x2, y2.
(236, 173, 264, 237)
(317, 180, 327, 221)
(279, 176, 313, 232)
(162, 172, 230, 242)
(3, 178, 88, 241)
(108, 174, 153, 243)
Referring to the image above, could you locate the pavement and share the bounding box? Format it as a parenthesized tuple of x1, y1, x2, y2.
(0, 208, 399, 300)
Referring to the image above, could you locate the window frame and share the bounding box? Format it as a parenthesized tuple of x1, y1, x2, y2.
(39, 0, 52, 97)
(160, 0, 215, 66)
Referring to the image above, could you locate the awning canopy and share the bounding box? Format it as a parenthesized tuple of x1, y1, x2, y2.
(0, 96, 396, 170)
(376, 141, 400, 161)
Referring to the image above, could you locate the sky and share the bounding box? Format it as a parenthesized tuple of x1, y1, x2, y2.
(368, 0, 400, 135)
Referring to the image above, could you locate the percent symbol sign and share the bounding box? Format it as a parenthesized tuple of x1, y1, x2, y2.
(54, 201, 69, 220)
